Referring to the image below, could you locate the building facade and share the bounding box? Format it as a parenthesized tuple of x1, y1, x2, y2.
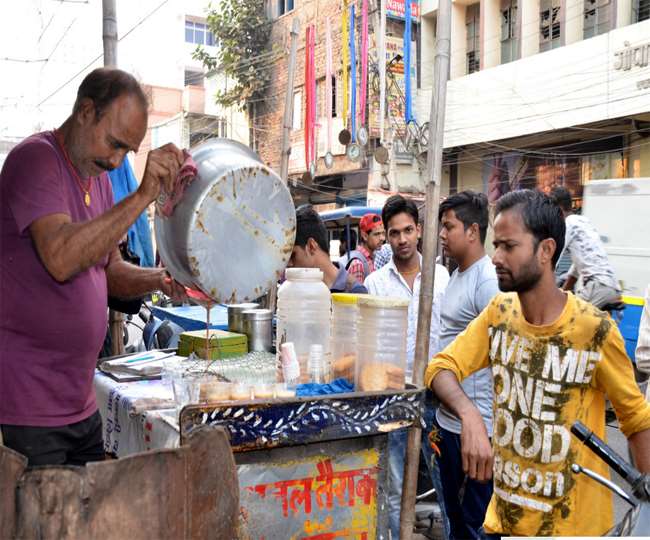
(418, 0, 650, 203)
(258, 0, 425, 208)
(257, 0, 649, 208)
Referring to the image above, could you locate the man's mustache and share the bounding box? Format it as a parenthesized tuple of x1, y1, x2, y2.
(94, 160, 115, 172)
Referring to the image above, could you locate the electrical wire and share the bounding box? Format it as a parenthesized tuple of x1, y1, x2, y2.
(6, 0, 647, 179)
(43, 17, 77, 64)
(36, 0, 170, 108)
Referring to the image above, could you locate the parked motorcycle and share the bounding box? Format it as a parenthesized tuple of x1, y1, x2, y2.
(140, 302, 185, 351)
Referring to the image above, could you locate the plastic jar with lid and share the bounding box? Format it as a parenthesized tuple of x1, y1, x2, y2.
(330, 293, 362, 383)
(355, 295, 409, 392)
(276, 268, 332, 383)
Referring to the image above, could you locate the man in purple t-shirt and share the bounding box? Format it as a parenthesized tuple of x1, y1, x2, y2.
(0, 68, 187, 466)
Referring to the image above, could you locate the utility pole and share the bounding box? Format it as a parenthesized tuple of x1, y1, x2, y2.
(103, 0, 123, 356)
(398, 0, 452, 536)
(102, 0, 118, 68)
(279, 17, 301, 183)
(268, 17, 300, 314)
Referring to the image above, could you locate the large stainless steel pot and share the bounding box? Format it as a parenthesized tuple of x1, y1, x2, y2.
(155, 139, 296, 304)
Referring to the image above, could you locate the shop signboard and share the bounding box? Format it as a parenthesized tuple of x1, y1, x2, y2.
(386, 0, 420, 19)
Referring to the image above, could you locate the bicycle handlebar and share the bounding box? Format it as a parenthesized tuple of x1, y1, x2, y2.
(571, 421, 642, 486)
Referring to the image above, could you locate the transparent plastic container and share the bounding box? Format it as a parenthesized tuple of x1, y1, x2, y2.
(355, 295, 409, 392)
(276, 268, 332, 383)
(253, 382, 275, 400)
(330, 293, 362, 383)
(274, 382, 296, 399)
(198, 380, 232, 402)
(231, 382, 253, 401)
(308, 344, 325, 384)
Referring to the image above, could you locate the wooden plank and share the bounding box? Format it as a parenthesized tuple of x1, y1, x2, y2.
(0, 445, 27, 539)
(9, 426, 238, 539)
(185, 426, 239, 539)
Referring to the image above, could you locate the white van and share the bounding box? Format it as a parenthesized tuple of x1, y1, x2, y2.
(582, 178, 650, 298)
(582, 178, 650, 362)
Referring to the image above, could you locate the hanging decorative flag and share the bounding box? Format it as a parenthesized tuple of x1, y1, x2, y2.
(341, 0, 349, 138)
(374, 0, 390, 165)
(404, 0, 414, 123)
(310, 24, 317, 174)
(304, 25, 311, 172)
(349, 3, 357, 143)
(356, 0, 369, 146)
(304, 25, 316, 175)
(325, 17, 334, 169)
(378, 0, 387, 144)
(346, 3, 361, 162)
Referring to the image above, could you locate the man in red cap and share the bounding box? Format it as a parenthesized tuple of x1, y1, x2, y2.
(340, 213, 385, 285)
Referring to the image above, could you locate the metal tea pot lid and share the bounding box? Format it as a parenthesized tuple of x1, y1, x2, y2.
(374, 145, 389, 164)
(324, 151, 334, 169)
(346, 143, 362, 162)
(338, 129, 352, 146)
(357, 126, 369, 146)
(155, 138, 296, 304)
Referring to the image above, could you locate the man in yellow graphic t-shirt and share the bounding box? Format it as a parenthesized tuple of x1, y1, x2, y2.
(425, 189, 650, 537)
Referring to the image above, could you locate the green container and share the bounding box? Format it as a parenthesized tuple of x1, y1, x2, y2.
(178, 330, 248, 360)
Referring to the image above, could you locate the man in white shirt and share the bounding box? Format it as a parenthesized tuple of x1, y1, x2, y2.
(550, 186, 621, 309)
(364, 194, 449, 539)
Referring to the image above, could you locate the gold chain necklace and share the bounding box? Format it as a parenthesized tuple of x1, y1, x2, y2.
(53, 129, 92, 206)
(399, 265, 420, 276)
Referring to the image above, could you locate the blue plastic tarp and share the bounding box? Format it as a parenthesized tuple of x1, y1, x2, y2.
(108, 159, 155, 267)
(150, 304, 229, 332)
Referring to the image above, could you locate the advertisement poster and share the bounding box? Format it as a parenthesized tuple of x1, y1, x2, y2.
(238, 448, 382, 539)
(369, 35, 417, 138)
(483, 153, 583, 203)
(386, 0, 420, 19)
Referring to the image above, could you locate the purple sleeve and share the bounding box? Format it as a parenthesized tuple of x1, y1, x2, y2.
(4, 138, 70, 235)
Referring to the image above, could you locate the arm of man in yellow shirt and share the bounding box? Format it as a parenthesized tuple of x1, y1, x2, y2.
(592, 319, 650, 473)
(425, 304, 493, 482)
(629, 430, 650, 471)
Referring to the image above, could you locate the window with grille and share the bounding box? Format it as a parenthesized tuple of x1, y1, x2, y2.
(633, 0, 650, 21)
(540, 0, 561, 51)
(501, 0, 519, 64)
(583, 0, 612, 39)
(466, 4, 480, 74)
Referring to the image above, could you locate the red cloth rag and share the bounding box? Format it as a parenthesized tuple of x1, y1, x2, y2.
(157, 150, 198, 217)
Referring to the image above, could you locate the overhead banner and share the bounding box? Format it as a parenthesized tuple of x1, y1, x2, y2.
(386, 0, 420, 20)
